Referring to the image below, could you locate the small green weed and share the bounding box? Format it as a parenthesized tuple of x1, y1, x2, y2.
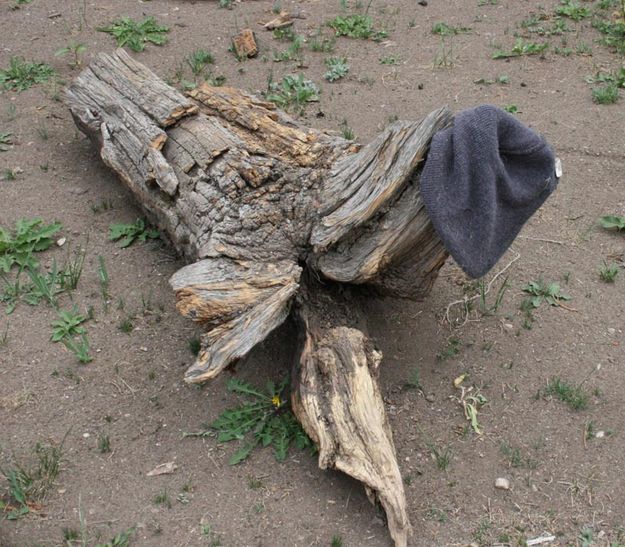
(324, 57, 349, 81)
(50, 307, 87, 342)
(339, 119, 355, 140)
(493, 38, 549, 59)
(62, 334, 92, 364)
(427, 441, 452, 470)
(437, 337, 461, 361)
(0, 58, 55, 92)
(0, 439, 65, 519)
(55, 43, 87, 68)
(0, 218, 62, 273)
(474, 74, 509, 85)
(310, 33, 336, 52)
(184, 378, 313, 464)
(95, 527, 135, 547)
(265, 74, 319, 111)
(118, 316, 134, 334)
(97, 434, 111, 454)
(600, 214, 625, 231)
(404, 368, 423, 391)
(328, 14, 387, 41)
(431, 22, 472, 35)
(599, 261, 619, 282)
(379, 54, 401, 65)
(555, 0, 590, 21)
(10, 0, 32, 10)
(108, 218, 160, 248)
(219, 0, 233, 8)
(426, 507, 448, 523)
(544, 377, 589, 411)
(522, 279, 572, 308)
(592, 84, 620, 104)
(90, 198, 114, 214)
(96, 256, 110, 310)
(433, 37, 456, 68)
(188, 336, 201, 355)
(99, 17, 169, 52)
(331, 535, 343, 547)
(273, 35, 304, 63)
(153, 489, 171, 508)
(0, 132, 12, 152)
(186, 49, 214, 76)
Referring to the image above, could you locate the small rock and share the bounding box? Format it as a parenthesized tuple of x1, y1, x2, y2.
(69, 186, 88, 195)
(56, 237, 66, 247)
(425, 393, 435, 403)
(595, 430, 605, 438)
(608, 327, 616, 335)
(495, 477, 510, 490)
(82, 432, 90, 438)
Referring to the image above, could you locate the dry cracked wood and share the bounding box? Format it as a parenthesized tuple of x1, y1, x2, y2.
(66, 49, 452, 546)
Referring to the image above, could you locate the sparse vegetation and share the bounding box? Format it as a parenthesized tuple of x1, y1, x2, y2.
(437, 337, 461, 361)
(265, 74, 319, 111)
(99, 17, 169, 52)
(0, 57, 55, 92)
(186, 49, 214, 76)
(108, 219, 160, 248)
(431, 22, 472, 35)
(493, 38, 549, 59)
(600, 214, 625, 231)
(0, 132, 13, 152)
(599, 261, 619, 282)
(184, 378, 313, 464)
(328, 14, 387, 41)
(55, 43, 87, 68)
(544, 377, 590, 411)
(324, 57, 349, 81)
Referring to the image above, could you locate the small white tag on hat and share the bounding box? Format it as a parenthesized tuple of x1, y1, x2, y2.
(555, 157, 563, 178)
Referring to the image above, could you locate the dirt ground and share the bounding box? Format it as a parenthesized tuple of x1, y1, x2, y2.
(1, 0, 624, 545)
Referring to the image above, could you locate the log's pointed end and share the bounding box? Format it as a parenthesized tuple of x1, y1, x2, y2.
(291, 309, 412, 547)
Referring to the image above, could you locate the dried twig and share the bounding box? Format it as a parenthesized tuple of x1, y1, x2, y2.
(444, 251, 521, 327)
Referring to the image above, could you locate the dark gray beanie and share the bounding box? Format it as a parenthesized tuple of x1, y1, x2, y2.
(420, 105, 558, 279)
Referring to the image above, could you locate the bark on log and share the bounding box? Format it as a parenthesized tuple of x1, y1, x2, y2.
(65, 49, 452, 546)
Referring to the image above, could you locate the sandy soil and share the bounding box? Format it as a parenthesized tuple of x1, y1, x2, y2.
(1, 0, 624, 545)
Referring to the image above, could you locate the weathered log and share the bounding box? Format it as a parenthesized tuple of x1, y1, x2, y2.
(65, 49, 452, 545)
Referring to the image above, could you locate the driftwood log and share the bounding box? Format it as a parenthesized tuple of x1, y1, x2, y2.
(66, 49, 452, 546)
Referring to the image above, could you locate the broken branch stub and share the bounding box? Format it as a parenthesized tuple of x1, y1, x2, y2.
(65, 49, 451, 546)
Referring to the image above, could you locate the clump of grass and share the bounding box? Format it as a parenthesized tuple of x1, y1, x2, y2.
(431, 22, 472, 35)
(328, 14, 387, 41)
(0, 132, 13, 152)
(265, 74, 319, 111)
(273, 34, 304, 62)
(98, 17, 169, 52)
(331, 535, 343, 547)
(339, 119, 355, 140)
(183, 378, 312, 464)
(310, 32, 336, 53)
(118, 316, 134, 334)
(544, 377, 589, 411)
(153, 489, 171, 508)
(97, 434, 111, 454)
(186, 49, 214, 76)
(437, 337, 461, 361)
(492, 38, 549, 59)
(426, 441, 452, 470)
(324, 57, 349, 81)
(0, 438, 65, 519)
(592, 84, 620, 104)
(0, 57, 55, 92)
(599, 261, 619, 282)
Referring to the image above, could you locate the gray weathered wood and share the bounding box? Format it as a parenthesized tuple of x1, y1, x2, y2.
(65, 49, 453, 546)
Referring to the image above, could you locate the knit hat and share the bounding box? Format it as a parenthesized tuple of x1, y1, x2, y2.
(420, 105, 558, 279)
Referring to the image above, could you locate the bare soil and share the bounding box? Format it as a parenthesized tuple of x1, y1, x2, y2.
(1, 1, 624, 546)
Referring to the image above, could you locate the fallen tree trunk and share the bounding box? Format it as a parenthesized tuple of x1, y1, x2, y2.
(66, 49, 452, 546)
